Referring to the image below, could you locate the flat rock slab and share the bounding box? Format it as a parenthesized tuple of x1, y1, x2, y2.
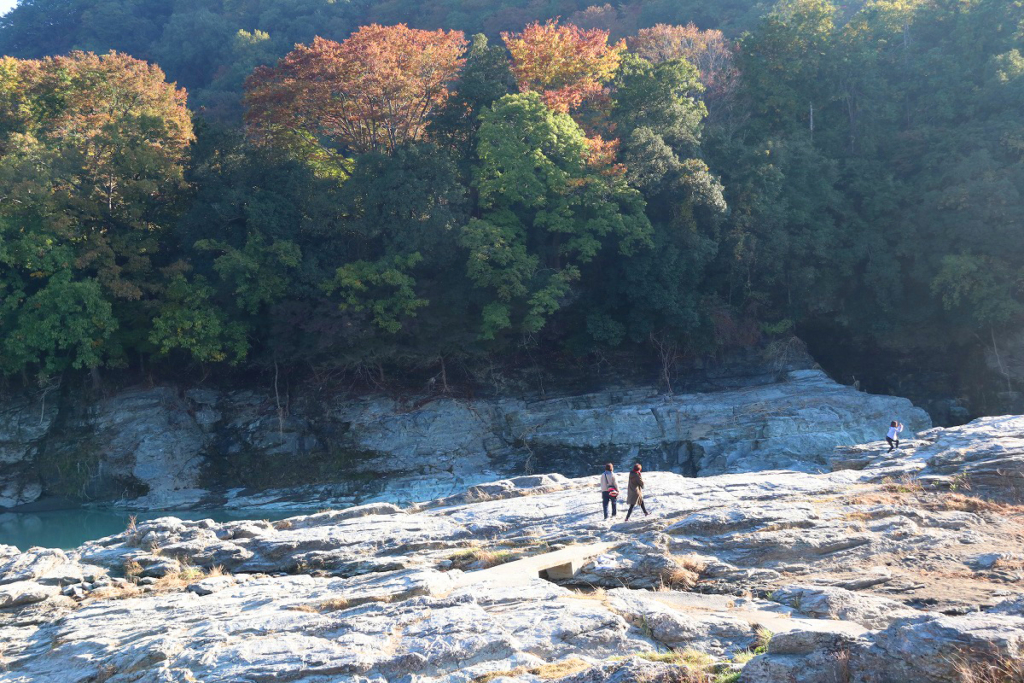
(449, 542, 619, 589)
(649, 591, 869, 638)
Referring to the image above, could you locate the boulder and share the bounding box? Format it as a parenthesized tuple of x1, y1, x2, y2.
(0, 580, 60, 608)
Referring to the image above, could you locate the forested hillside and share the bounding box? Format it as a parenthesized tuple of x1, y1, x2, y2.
(0, 0, 1021, 401)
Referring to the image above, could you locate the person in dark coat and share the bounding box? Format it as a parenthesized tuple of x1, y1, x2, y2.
(624, 463, 649, 520)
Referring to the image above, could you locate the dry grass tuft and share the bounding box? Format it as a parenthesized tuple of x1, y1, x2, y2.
(285, 603, 318, 613)
(531, 658, 592, 680)
(845, 486, 1024, 519)
(950, 647, 1024, 683)
(660, 555, 707, 590)
(474, 657, 590, 682)
(752, 627, 774, 653)
(316, 594, 392, 613)
(146, 561, 229, 591)
(846, 491, 909, 506)
(991, 557, 1024, 572)
(932, 494, 1024, 515)
(564, 587, 608, 602)
(447, 547, 518, 571)
(318, 597, 350, 611)
(123, 559, 143, 580)
(881, 475, 925, 494)
(178, 562, 205, 582)
(124, 515, 142, 546)
(87, 584, 142, 601)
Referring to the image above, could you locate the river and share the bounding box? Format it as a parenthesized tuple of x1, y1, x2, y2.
(0, 508, 315, 551)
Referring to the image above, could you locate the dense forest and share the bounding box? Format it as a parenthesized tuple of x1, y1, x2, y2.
(0, 0, 1022, 398)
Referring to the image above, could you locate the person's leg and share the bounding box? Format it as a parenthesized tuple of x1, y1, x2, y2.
(894, 438, 899, 450)
(602, 492, 610, 519)
(886, 437, 894, 452)
(610, 495, 617, 517)
(625, 502, 636, 520)
(640, 499, 649, 516)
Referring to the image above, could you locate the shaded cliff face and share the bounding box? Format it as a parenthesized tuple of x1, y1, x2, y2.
(0, 369, 930, 511)
(802, 323, 1024, 426)
(0, 417, 1022, 682)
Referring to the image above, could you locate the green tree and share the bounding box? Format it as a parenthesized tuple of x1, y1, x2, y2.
(0, 52, 192, 377)
(149, 273, 248, 364)
(430, 33, 518, 161)
(463, 92, 652, 339)
(738, 0, 838, 136)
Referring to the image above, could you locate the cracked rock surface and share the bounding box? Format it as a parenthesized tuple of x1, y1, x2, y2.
(0, 417, 1023, 682)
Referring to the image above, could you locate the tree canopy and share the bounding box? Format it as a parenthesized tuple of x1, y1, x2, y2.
(0, 0, 1021, 397)
(245, 24, 467, 156)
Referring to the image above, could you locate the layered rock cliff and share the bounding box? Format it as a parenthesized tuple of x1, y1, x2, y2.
(0, 368, 930, 510)
(0, 417, 1022, 682)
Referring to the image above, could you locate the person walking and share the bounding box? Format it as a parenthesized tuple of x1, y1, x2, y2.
(600, 463, 618, 519)
(624, 463, 649, 521)
(886, 420, 904, 452)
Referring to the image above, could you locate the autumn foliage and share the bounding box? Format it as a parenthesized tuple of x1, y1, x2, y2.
(0, 51, 193, 301)
(244, 24, 467, 155)
(0, 52, 194, 374)
(1, 51, 192, 163)
(501, 19, 625, 114)
(631, 24, 739, 101)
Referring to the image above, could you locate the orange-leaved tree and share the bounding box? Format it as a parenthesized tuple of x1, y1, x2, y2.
(244, 24, 467, 156)
(501, 19, 625, 115)
(0, 52, 195, 376)
(630, 24, 739, 104)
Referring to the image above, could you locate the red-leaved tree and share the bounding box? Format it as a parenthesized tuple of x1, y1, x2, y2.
(501, 20, 625, 115)
(244, 24, 467, 155)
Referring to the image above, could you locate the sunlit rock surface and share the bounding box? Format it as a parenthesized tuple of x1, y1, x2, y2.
(1, 417, 1023, 682)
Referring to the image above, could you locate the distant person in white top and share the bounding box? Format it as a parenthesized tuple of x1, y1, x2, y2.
(600, 463, 619, 519)
(886, 420, 904, 452)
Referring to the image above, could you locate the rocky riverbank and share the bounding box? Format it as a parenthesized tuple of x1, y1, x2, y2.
(0, 368, 929, 511)
(0, 417, 1022, 682)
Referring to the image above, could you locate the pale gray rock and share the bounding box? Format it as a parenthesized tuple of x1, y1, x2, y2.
(742, 612, 1024, 683)
(0, 580, 60, 607)
(0, 367, 930, 511)
(605, 589, 757, 655)
(2, 418, 1024, 683)
(279, 502, 406, 530)
(92, 387, 207, 499)
(0, 394, 57, 464)
(989, 595, 1024, 617)
(865, 613, 1024, 682)
(186, 575, 237, 596)
(0, 479, 42, 509)
(0, 394, 54, 506)
(741, 630, 865, 683)
(0, 547, 78, 585)
(831, 415, 1024, 501)
(768, 585, 920, 629)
